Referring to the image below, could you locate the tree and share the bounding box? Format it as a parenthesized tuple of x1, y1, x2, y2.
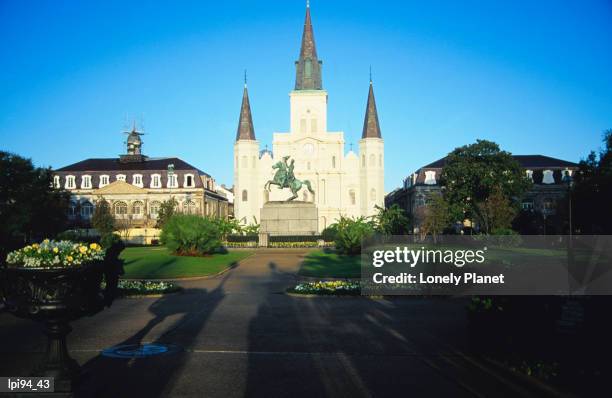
(421, 192, 451, 242)
(475, 187, 517, 234)
(372, 204, 410, 235)
(573, 129, 612, 233)
(334, 216, 375, 256)
(440, 140, 531, 225)
(156, 197, 178, 228)
(0, 151, 70, 256)
(91, 197, 115, 236)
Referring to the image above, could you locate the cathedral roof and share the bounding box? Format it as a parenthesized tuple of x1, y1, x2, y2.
(295, 4, 323, 90)
(236, 85, 256, 141)
(362, 81, 382, 139)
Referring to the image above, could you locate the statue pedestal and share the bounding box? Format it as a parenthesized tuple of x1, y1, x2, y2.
(260, 201, 318, 236)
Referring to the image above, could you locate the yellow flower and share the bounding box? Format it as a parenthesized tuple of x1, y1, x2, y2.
(79, 246, 87, 254)
(90, 243, 100, 250)
(67, 256, 73, 262)
(53, 247, 59, 253)
(43, 239, 50, 244)
(32, 243, 39, 249)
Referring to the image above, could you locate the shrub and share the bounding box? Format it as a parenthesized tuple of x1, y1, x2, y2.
(334, 216, 375, 256)
(490, 228, 523, 247)
(92, 197, 115, 235)
(321, 224, 338, 242)
(156, 198, 178, 228)
(160, 214, 222, 255)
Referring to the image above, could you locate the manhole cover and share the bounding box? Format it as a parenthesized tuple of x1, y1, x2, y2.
(101, 343, 181, 358)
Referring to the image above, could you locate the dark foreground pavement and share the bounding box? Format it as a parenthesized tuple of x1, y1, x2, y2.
(0, 250, 562, 397)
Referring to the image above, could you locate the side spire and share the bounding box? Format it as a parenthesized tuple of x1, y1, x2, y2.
(295, 3, 322, 90)
(236, 79, 256, 141)
(361, 77, 382, 139)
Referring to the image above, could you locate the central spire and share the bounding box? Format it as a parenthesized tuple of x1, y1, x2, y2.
(295, 3, 322, 90)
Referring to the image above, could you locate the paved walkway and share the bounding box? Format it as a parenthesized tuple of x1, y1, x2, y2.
(0, 250, 557, 397)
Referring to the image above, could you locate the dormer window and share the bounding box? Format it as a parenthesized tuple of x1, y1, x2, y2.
(81, 175, 92, 189)
(132, 174, 143, 188)
(424, 170, 437, 185)
(116, 174, 126, 182)
(65, 175, 76, 189)
(99, 175, 110, 187)
(53, 175, 60, 189)
(151, 174, 161, 188)
(184, 174, 195, 188)
(168, 174, 178, 188)
(526, 170, 533, 181)
(542, 170, 554, 184)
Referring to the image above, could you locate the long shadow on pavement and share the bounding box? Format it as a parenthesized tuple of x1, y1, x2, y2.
(75, 272, 231, 397)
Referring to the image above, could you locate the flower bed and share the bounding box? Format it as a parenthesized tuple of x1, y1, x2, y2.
(6, 239, 104, 268)
(270, 241, 319, 248)
(288, 280, 360, 295)
(223, 241, 258, 248)
(115, 280, 182, 296)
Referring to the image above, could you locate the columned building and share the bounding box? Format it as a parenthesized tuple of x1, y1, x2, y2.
(233, 4, 385, 231)
(53, 128, 229, 234)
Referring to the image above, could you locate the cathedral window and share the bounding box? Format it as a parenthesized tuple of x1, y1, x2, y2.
(80, 201, 93, 218)
(379, 155, 383, 167)
(151, 174, 161, 188)
(362, 155, 365, 168)
(307, 161, 311, 170)
(304, 59, 312, 77)
(300, 119, 307, 133)
(370, 188, 377, 202)
(349, 189, 356, 205)
(65, 175, 76, 189)
(332, 156, 336, 169)
(99, 175, 110, 187)
(242, 156, 248, 168)
(311, 118, 317, 133)
(132, 174, 143, 188)
(424, 171, 437, 185)
(369, 154, 375, 167)
(242, 189, 248, 202)
(542, 170, 554, 184)
(81, 175, 92, 189)
(252, 156, 256, 168)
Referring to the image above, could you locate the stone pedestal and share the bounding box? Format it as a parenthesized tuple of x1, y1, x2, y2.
(260, 201, 318, 235)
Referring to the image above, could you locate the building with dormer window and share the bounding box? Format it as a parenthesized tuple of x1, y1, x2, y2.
(53, 127, 229, 231)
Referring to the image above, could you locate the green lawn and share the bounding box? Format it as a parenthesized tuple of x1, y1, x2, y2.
(299, 250, 361, 278)
(120, 247, 253, 279)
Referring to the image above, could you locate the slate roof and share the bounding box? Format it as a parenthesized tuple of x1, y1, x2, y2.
(236, 85, 256, 141)
(56, 157, 210, 176)
(294, 4, 323, 90)
(422, 155, 578, 169)
(362, 82, 382, 139)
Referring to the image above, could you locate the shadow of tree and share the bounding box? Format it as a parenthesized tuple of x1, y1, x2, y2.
(75, 272, 231, 397)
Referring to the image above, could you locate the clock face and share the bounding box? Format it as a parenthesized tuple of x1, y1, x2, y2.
(303, 143, 314, 156)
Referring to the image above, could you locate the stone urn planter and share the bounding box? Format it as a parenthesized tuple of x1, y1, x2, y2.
(0, 240, 121, 392)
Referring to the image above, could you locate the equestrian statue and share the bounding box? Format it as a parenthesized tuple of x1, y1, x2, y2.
(264, 156, 315, 201)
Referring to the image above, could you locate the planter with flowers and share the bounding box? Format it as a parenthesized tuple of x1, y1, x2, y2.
(0, 238, 123, 392)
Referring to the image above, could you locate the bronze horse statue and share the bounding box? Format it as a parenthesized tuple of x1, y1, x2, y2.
(264, 156, 315, 201)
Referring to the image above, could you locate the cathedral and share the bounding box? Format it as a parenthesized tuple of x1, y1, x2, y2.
(233, 4, 385, 232)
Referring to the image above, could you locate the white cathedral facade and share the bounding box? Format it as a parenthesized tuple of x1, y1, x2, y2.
(233, 4, 384, 232)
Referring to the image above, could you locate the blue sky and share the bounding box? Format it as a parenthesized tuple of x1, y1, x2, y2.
(1, 0, 611, 192)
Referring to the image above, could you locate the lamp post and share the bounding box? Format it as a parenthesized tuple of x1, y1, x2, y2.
(562, 170, 575, 278)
